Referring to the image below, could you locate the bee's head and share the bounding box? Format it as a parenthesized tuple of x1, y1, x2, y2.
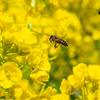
(49, 35, 53, 41)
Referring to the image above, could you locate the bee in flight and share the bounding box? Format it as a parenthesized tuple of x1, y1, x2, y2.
(49, 35, 68, 48)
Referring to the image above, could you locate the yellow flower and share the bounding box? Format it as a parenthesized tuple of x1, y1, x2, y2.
(11, 79, 38, 100)
(0, 65, 12, 88)
(67, 63, 88, 90)
(0, 62, 22, 88)
(3, 62, 22, 82)
(39, 35, 50, 50)
(53, 8, 68, 20)
(88, 65, 100, 80)
(40, 86, 57, 99)
(0, 66, 13, 89)
(73, 63, 88, 78)
(68, 75, 84, 90)
(14, 28, 37, 52)
(13, 85, 23, 100)
(0, 68, 6, 81)
(87, 93, 94, 100)
(30, 71, 49, 84)
(27, 48, 51, 72)
(40, 42, 50, 50)
(3, 31, 15, 43)
(40, 60, 51, 72)
(26, 48, 42, 64)
(0, 12, 14, 32)
(0, 77, 13, 89)
(92, 29, 100, 41)
(49, 0, 60, 7)
(51, 94, 70, 100)
(60, 78, 72, 95)
(83, 35, 93, 43)
(39, 51, 51, 72)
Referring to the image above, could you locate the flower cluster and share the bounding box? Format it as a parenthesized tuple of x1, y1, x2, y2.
(68, 63, 100, 100)
(0, 0, 100, 100)
(0, 0, 71, 99)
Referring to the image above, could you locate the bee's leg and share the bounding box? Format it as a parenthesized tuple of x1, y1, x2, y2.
(55, 42, 57, 48)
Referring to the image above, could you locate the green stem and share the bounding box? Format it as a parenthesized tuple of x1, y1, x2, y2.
(82, 79, 88, 100)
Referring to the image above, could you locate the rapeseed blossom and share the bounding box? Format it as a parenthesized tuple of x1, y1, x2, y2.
(0, 62, 22, 89)
(0, 0, 100, 100)
(68, 63, 100, 100)
(60, 78, 72, 95)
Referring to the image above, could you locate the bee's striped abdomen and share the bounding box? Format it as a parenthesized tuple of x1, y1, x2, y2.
(58, 39, 68, 46)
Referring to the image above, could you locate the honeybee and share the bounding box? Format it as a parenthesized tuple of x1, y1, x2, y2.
(49, 35, 68, 48)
